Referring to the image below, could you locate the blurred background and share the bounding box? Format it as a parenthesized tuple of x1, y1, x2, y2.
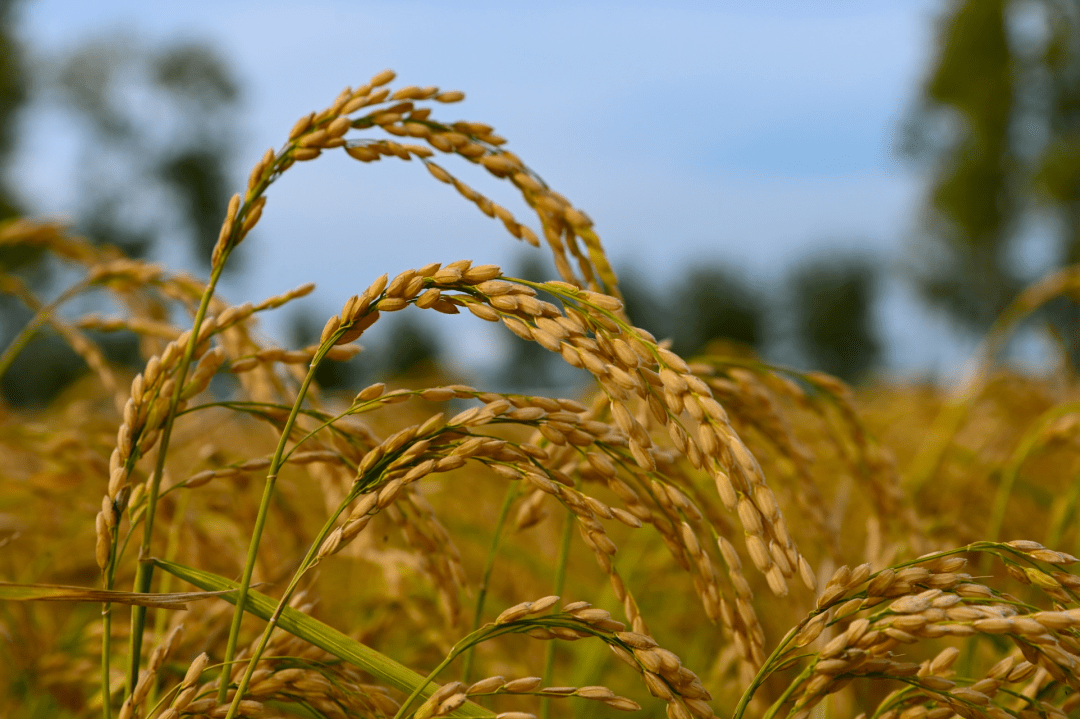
(2, 0, 1079, 405)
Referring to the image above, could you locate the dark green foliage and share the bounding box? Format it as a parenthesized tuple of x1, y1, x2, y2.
(51, 35, 241, 269)
(380, 314, 442, 377)
(617, 266, 667, 342)
(787, 255, 881, 382)
(498, 254, 565, 390)
(907, 0, 1080, 333)
(0, 0, 24, 222)
(0, 324, 140, 409)
(908, 0, 1018, 329)
(669, 267, 764, 358)
(159, 149, 235, 263)
(0, 33, 244, 406)
(0, 332, 85, 409)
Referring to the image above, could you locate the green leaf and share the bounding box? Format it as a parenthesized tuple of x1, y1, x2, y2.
(153, 558, 493, 717)
(0, 581, 228, 608)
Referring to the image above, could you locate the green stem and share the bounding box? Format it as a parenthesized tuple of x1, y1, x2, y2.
(224, 495, 349, 718)
(761, 663, 814, 719)
(128, 260, 225, 697)
(217, 342, 332, 705)
(540, 509, 574, 719)
(100, 504, 125, 719)
(101, 602, 113, 719)
(397, 656, 457, 719)
(97, 522, 141, 713)
(395, 630, 487, 719)
(223, 462, 358, 712)
(462, 483, 519, 683)
(732, 617, 815, 719)
(871, 684, 926, 719)
(147, 490, 191, 710)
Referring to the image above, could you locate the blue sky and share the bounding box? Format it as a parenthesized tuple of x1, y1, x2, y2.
(12, 1, 978, 378)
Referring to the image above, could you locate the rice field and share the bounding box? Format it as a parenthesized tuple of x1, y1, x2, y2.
(2, 69, 1080, 719)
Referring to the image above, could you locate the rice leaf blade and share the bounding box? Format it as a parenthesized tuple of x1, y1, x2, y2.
(153, 558, 493, 717)
(0, 582, 230, 608)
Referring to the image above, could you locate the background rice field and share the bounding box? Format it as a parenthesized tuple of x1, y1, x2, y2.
(5, 63, 1080, 719)
(6, 4, 1080, 718)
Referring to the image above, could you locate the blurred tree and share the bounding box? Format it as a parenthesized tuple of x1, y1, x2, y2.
(0, 34, 244, 407)
(0, 330, 140, 407)
(498, 253, 565, 390)
(786, 255, 882, 382)
(905, 0, 1080, 340)
(379, 314, 442, 378)
(0, 0, 71, 409)
(51, 35, 241, 267)
(0, 0, 35, 281)
(668, 266, 765, 358)
(617, 265, 668, 342)
(0, 0, 23, 223)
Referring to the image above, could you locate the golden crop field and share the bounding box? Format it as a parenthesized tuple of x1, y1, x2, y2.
(2, 69, 1080, 719)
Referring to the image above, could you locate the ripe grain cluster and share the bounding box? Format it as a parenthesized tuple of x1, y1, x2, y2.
(2, 70, 1080, 719)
